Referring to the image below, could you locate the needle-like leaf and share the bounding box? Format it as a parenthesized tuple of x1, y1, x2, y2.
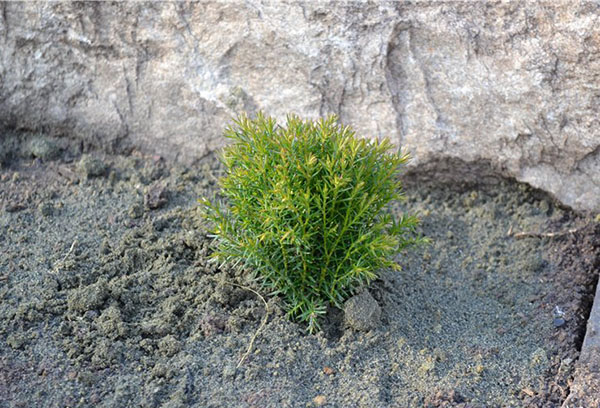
(200, 113, 426, 332)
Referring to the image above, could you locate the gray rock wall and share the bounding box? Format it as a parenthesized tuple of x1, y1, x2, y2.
(1, 1, 599, 212)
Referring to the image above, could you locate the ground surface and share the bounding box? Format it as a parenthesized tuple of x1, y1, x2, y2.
(0, 133, 598, 408)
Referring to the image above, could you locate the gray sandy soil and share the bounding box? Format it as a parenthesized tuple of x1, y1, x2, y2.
(0, 132, 598, 408)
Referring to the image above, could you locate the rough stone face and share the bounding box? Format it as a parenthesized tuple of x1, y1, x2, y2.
(564, 273, 600, 407)
(0, 2, 599, 212)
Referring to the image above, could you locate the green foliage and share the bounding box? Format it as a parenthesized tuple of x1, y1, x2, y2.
(201, 113, 425, 332)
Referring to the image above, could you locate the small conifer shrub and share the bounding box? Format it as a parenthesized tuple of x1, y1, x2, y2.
(201, 113, 424, 332)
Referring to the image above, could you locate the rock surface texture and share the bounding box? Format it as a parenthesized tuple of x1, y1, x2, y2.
(1, 2, 599, 212)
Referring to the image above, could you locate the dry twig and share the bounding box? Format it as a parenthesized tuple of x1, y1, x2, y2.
(209, 277, 270, 368)
(51, 240, 78, 274)
(508, 225, 585, 240)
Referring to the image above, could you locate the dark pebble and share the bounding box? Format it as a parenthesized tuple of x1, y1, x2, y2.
(553, 317, 566, 328)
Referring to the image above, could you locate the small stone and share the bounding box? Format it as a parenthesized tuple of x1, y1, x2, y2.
(323, 366, 335, 376)
(343, 290, 381, 331)
(78, 155, 107, 178)
(553, 305, 566, 327)
(313, 395, 326, 406)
